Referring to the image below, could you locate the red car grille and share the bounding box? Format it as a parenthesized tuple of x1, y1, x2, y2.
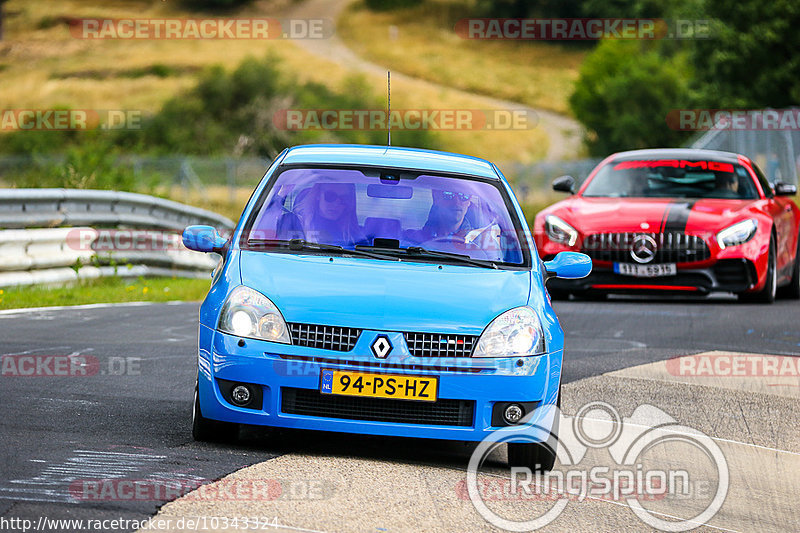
(582, 232, 711, 264)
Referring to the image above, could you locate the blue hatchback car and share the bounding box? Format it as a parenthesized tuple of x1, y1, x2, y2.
(183, 144, 590, 470)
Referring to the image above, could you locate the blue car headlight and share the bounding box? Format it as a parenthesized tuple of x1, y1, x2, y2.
(716, 219, 758, 249)
(472, 306, 545, 358)
(218, 286, 291, 344)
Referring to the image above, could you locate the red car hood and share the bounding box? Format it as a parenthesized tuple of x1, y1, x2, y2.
(549, 197, 760, 236)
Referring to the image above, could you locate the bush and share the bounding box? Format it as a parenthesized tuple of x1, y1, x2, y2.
(0, 54, 440, 190)
(10, 138, 138, 190)
(569, 39, 694, 155)
(476, 0, 667, 21)
(364, 0, 424, 11)
(125, 54, 438, 157)
(180, 0, 253, 11)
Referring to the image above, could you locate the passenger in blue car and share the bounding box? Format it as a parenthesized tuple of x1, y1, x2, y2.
(298, 182, 365, 246)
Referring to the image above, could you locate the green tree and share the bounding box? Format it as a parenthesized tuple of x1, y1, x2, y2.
(690, 0, 800, 107)
(569, 39, 694, 155)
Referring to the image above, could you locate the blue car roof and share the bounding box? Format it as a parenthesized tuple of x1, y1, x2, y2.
(280, 144, 501, 180)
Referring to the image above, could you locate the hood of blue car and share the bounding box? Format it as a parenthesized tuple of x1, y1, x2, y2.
(238, 251, 531, 334)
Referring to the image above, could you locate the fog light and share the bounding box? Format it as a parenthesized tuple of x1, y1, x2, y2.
(231, 385, 251, 406)
(503, 404, 524, 424)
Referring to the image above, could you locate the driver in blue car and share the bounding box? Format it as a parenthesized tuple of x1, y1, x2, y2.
(407, 189, 475, 242)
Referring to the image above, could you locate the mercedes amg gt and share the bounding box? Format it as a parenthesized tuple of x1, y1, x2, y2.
(534, 148, 800, 302)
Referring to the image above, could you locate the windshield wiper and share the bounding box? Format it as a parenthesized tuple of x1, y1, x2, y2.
(247, 239, 399, 261)
(356, 245, 497, 269)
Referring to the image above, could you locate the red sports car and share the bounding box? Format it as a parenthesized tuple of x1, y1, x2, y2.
(534, 149, 800, 302)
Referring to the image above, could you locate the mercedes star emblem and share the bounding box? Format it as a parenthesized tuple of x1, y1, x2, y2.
(631, 234, 657, 264)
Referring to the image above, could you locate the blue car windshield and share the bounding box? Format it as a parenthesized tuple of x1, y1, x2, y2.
(244, 167, 527, 265)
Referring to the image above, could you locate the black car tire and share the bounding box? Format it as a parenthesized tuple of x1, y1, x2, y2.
(739, 238, 776, 303)
(507, 388, 561, 472)
(574, 290, 606, 301)
(192, 385, 239, 442)
(547, 289, 571, 301)
(777, 232, 800, 299)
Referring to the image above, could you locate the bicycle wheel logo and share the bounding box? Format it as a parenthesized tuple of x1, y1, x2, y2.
(465, 401, 729, 531)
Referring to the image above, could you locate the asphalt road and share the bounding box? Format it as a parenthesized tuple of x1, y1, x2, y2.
(0, 298, 797, 532)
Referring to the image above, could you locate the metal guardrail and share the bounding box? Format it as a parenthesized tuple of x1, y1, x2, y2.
(0, 189, 235, 287)
(0, 188, 235, 231)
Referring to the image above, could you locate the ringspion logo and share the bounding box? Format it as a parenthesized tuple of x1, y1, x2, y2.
(465, 402, 728, 531)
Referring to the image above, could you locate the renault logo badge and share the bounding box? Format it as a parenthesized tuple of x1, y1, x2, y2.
(371, 335, 393, 359)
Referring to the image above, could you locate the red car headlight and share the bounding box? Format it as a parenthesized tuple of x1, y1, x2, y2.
(544, 215, 579, 247)
(716, 219, 758, 249)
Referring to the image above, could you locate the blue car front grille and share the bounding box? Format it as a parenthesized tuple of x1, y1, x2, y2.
(287, 323, 479, 358)
(281, 387, 475, 427)
(288, 323, 361, 352)
(403, 332, 478, 358)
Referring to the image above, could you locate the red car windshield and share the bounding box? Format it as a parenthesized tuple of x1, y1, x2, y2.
(583, 159, 759, 199)
(244, 167, 526, 265)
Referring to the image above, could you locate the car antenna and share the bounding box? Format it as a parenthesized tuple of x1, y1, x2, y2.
(387, 70, 391, 147)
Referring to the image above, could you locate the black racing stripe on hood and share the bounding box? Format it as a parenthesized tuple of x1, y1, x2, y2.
(661, 201, 696, 233)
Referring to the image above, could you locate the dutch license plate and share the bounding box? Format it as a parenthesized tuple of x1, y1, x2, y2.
(614, 263, 677, 278)
(319, 369, 438, 402)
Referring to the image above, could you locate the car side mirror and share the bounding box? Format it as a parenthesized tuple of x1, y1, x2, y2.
(552, 175, 576, 194)
(775, 182, 797, 196)
(544, 252, 591, 282)
(183, 225, 226, 253)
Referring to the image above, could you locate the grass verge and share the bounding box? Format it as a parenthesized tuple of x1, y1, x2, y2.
(1, 0, 551, 162)
(337, 1, 586, 116)
(0, 276, 211, 310)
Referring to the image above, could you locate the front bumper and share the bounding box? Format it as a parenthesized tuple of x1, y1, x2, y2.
(197, 327, 561, 442)
(548, 258, 758, 294)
